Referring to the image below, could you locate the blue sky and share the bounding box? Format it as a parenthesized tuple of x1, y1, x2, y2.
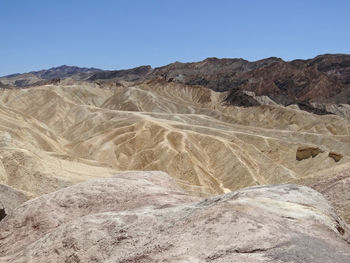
(1, 0, 349, 76)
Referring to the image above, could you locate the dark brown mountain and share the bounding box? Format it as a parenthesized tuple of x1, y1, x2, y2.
(87, 65, 152, 82)
(153, 54, 350, 107)
(32, 65, 102, 79)
(152, 57, 283, 92)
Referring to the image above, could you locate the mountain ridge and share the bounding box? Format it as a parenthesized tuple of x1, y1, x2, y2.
(1, 54, 350, 117)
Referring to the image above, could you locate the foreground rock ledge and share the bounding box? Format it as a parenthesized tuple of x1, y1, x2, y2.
(0, 171, 349, 263)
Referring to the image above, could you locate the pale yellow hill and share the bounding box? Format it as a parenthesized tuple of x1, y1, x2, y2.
(0, 80, 349, 198)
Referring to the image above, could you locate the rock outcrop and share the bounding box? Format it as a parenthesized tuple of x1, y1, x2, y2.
(0, 171, 199, 258)
(0, 184, 28, 221)
(0, 172, 349, 262)
(296, 146, 324, 161)
(296, 162, 350, 224)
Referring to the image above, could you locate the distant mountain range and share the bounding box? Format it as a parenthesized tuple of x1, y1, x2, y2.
(2, 65, 102, 79)
(0, 65, 102, 87)
(1, 54, 350, 115)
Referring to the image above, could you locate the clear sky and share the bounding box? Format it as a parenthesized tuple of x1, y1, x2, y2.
(1, 0, 349, 76)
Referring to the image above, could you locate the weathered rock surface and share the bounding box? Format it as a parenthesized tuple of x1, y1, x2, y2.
(0, 171, 199, 257)
(0, 172, 349, 262)
(0, 184, 28, 221)
(296, 162, 350, 225)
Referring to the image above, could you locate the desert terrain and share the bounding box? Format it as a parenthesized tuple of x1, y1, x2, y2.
(1, 55, 350, 262)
